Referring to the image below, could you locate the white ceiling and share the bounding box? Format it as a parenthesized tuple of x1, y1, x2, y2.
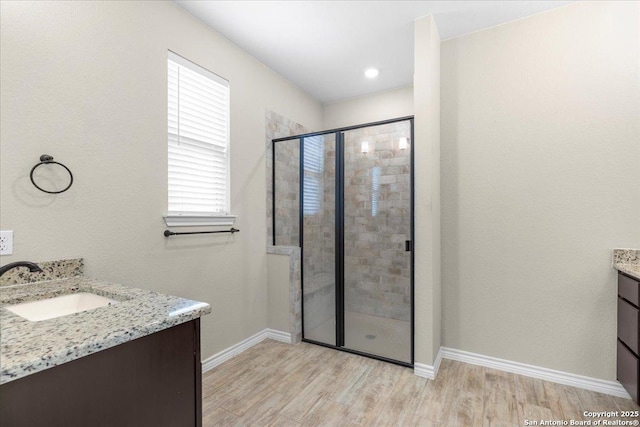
(174, 1, 574, 104)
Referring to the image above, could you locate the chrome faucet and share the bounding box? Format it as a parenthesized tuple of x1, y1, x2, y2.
(0, 261, 43, 277)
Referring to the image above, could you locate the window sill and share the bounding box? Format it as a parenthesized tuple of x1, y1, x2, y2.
(163, 214, 237, 227)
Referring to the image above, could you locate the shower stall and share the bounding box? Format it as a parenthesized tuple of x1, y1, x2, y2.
(272, 117, 414, 366)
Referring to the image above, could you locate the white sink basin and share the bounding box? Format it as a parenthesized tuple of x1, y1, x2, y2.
(5, 292, 119, 321)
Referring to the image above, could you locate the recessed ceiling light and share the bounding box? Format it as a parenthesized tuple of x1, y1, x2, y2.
(364, 68, 379, 79)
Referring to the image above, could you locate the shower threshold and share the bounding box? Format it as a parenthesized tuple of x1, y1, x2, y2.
(304, 311, 411, 365)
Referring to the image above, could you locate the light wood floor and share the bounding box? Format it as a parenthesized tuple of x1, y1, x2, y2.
(202, 339, 639, 426)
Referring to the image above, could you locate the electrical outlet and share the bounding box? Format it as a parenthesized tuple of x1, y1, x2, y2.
(0, 230, 14, 255)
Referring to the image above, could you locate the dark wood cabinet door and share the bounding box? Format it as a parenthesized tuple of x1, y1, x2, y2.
(619, 273, 640, 307)
(618, 340, 639, 403)
(0, 319, 202, 427)
(618, 298, 640, 354)
(617, 273, 640, 404)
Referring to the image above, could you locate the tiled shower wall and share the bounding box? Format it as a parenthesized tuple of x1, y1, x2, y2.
(303, 135, 336, 280)
(266, 110, 307, 246)
(273, 139, 300, 247)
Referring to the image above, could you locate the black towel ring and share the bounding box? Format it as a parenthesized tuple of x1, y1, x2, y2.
(30, 154, 74, 194)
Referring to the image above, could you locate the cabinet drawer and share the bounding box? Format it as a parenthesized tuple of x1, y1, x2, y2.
(617, 340, 639, 403)
(618, 298, 639, 354)
(619, 273, 640, 307)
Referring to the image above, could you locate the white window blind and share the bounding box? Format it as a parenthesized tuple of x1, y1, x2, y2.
(168, 51, 230, 215)
(371, 166, 380, 217)
(303, 136, 324, 215)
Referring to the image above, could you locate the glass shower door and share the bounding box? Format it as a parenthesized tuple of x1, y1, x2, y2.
(341, 120, 412, 363)
(278, 118, 414, 365)
(301, 134, 337, 346)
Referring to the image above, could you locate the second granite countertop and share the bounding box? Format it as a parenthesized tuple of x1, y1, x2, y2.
(613, 249, 640, 281)
(618, 264, 640, 281)
(0, 277, 211, 385)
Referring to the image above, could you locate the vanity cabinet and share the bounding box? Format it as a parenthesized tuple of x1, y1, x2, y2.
(0, 319, 202, 427)
(618, 272, 640, 403)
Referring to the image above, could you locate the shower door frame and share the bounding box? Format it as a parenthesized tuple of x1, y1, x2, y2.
(272, 116, 415, 368)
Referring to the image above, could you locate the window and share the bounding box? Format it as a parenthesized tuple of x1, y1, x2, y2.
(303, 136, 324, 215)
(166, 51, 233, 226)
(371, 166, 380, 217)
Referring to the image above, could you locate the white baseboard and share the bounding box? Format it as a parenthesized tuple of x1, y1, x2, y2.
(413, 362, 435, 379)
(433, 346, 443, 378)
(201, 328, 291, 373)
(438, 347, 630, 399)
(265, 328, 292, 343)
(414, 347, 443, 380)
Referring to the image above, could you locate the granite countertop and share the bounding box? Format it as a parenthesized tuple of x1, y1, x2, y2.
(0, 276, 211, 385)
(618, 264, 640, 281)
(613, 249, 640, 281)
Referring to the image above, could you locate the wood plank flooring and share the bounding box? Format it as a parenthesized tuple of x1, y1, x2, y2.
(202, 340, 639, 426)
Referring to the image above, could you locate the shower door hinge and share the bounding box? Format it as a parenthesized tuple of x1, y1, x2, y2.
(405, 240, 412, 252)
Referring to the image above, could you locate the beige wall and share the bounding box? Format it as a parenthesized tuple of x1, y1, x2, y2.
(0, 1, 323, 360)
(414, 15, 441, 365)
(441, 1, 640, 380)
(323, 86, 413, 130)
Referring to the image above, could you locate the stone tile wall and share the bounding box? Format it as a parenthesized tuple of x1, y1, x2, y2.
(266, 245, 302, 343)
(266, 110, 307, 246)
(273, 140, 300, 247)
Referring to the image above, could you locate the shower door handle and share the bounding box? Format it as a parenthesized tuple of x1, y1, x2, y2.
(405, 240, 412, 252)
